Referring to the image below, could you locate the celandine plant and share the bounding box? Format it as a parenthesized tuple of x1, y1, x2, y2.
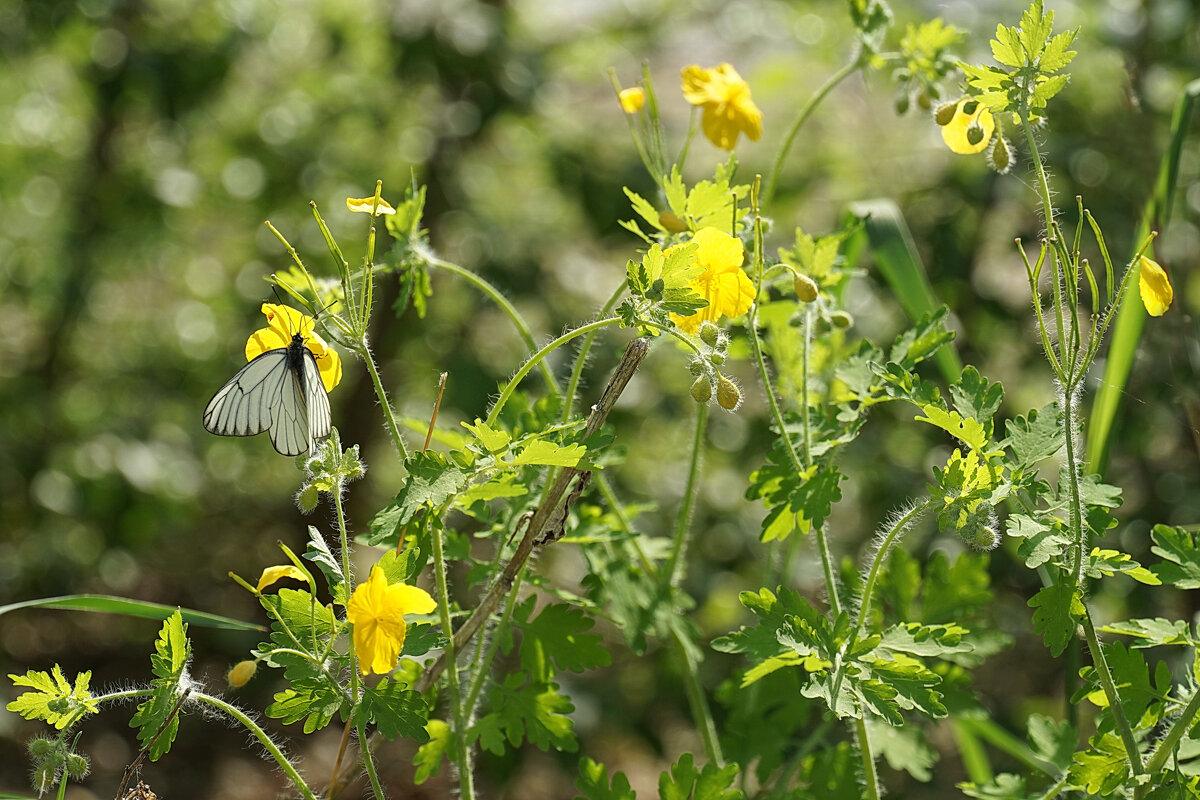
(5, 2, 1193, 799)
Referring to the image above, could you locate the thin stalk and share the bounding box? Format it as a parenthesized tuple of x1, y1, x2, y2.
(332, 483, 360, 700)
(485, 317, 621, 427)
(670, 622, 723, 764)
(193, 691, 318, 800)
(1139, 688, 1200, 798)
(764, 56, 863, 205)
(430, 517, 475, 800)
(464, 563, 527, 715)
(854, 717, 881, 800)
(357, 340, 409, 463)
(562, 283, 627, 423)
(855, 501, 931, 630)
(420, 248, 559, 395)
(1035, 775, 1070, 800)
(1080, 611, 1145, 778)
(665, 402, 708, 588)
(358, 720, 387, 800)
(1062, 392, 1086, 586)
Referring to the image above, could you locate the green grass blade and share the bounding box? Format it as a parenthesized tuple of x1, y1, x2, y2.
(0, 594, 263, 631)
(846, 199, 963, 383)
(1086, 78, 1200, 475)
(950, 717, 994, 785)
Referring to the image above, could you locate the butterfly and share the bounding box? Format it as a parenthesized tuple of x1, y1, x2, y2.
(203, 306, 334, 457)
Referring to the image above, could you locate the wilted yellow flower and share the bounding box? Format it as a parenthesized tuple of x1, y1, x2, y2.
(346, 566, 436, 676)
(940, 98, 995, 155)
(1138, 255, 1173, 317)
(681, 63, 762, 150)
(669, 227, 755, 334)
(618, 87, 645, 114)
(245, 304, 342, 393)
(256, 565, 308, 592)
(346, 196, 396, 215)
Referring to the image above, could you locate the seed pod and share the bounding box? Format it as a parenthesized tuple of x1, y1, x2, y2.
(27, 738, 55, 759)
(709, 351, 726, 366)
(934, 100, 958, 126)
(698, 321, 720, 347)
(659, 211, 688, 233)
(962, 99, 978, 115)
(893, 91, 910, 115)
(716, 375, 742, 411)
(793, 273, 819, 303)
(690, 374, 713, 404)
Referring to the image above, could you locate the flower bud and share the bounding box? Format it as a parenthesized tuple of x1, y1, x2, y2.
(296, 484, 319, 514)
(958, 504, 1000, 551)
(966, 122, 984, 146)
(618, 87, 645, 114)
(688, 359, 705, 376)
(716, 375, 742, 411)
(916, 90, 933, 110)
(893, 91, 910, 115)
(690, 375, 713, 404)
(793, 273, 819, 303)
(962, 100, 978, 115)
(698, 321, 720, 347)
(31, 763, 56, 795)
(27, 737, 55, 759)
(988, 135, 1012, 174)
(659, 211, 688, 233)
(829, 310, 853, 329)
(227, 660, 258, 688)
(65, 753, 90, 780)
(708, 351, 726, 366)
(933, 100, 958, 127)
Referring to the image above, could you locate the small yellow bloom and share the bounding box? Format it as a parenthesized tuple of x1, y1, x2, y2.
(941, 98, 995, 155)
(1138, 255, 1173, 317)
(618, 87, 645, 114)
(681, 63, 763, 150)
(346, 566, 436, 676)
(245, 304, 342, 393)
(346, 196, 396, 215)
(669, 227, 755, 334)
(226, 660, 257, 688)
(256, 565, 308, 592)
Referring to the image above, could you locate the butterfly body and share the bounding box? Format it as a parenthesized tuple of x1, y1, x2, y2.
(203, 332, 332, 456)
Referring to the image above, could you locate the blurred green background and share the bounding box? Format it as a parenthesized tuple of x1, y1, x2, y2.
(1, 0, 1197, 797)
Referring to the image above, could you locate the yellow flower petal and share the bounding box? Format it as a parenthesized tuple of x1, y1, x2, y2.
(669, 227, 755, 333)
(346, 196, 396, 215)
(244, 304, 342, 392)
(346, 567, 435, 676)
(941, 98, 995, 155)
(256, 565, 308, 592)
(618, 87, 645, 114)
(681, 63, 762, 150)
(1138, 255, 1173, 317)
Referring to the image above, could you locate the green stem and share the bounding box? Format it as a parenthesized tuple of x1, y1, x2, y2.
(1035, 775, 1070, 800)
(855, 501, 931, 630)
(430, 515, 475, 800)
(670, 622, 723, 764)
(464, 563, 527, 715)
(854, 717, 881, 800)
(665, 403, 708, 588)
(1138, 687, 1200, 798)
(562, 284, 627, 423)
(486, 317, 621, 427)
(1080, 610, 1144, 778)
(358, 339, 409, 463)
(193, 691, 317, 800)
(763, 56, 863, 205)
(333, 476, 360, 699)
(421, 249, 560, 395)
(358, 719, 387, 800)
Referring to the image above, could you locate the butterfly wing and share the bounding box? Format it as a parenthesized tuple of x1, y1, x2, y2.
(203, 349, 291, 440)
(303, 348, 332, 442)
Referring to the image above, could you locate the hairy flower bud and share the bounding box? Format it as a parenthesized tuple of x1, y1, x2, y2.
(698, 321, 720, 347)
(793, 273, 819, 303)
(296, 484, 319, 514)
(716, 375, 742, 411)
(65, 753, 89, 780)
(690, 374, 713, 404)
(989, 136, 1012, 174)
(829, 310, 853, 329)
(933, 100, 958, 127)
(966, 122, 984, 146)
(227, 660, 258, 688)
(708, 351, 726, 366)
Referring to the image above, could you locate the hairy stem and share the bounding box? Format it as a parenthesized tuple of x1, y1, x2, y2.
(358, 339, 409, 463)
(671, 622, 724, 764)
(429, 513, 475, 800)
(665, 402, 708, 588)
(1081, 610, 1145, 779)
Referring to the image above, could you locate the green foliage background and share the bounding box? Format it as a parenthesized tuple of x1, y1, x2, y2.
(1, 0, 1197, 797)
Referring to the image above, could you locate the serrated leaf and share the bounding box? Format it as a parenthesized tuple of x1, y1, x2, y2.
(712, 587, 806, 661)
(868, 717, 936, 781)
(949, 367, 1004, 437)
(991, 24, 1025, 67)
(574, 758, 637, 800)
(129, 611, 190, 760)
(413, 719, 452, 784)
(916, 406, 991, 454)
(1150, 525, 1200, 589)
(456, 472, 528, 508)
(519, 602, 612, 679)
(1027, 713, 1076, 771)
(474, 674, 577, 754)
(6, 665, 100, 730)
(1032, 74, 1070, 107)
(304, 526, 345, 604)
(506, 439, 586, 468)
(1087, 548, 1161, 585)
(623, 187, 665, 232)
(1028, 583, 1083, 656)
(266, 679, 346, 733)
(1069, 733, 1131, 795)
(864, 653, 946, 719)
(659, 752, 743, 800)
(1101, 618, 1195, 648)
(1039, 29, 1077, 72)
(1006, 514, 1069, 569)
(462, 418, 512, 453)
(1004, 404, 1063, 470)
(359, 677, 430, 741)
(877, 622, 974, 658)
(368, 452, 469, 545)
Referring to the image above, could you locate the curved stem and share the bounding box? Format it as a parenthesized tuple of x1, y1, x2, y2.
(671, 622, 723, 764)
(562, 284, 627, 423)
(665, 403, 708, 588)
(486, 318, 621, 427)
(855, 501, 931, 630)
(763, 56, 863, 206)
(1138, 687, 1200, 798)
(358, 719, 387, 800)
(421, 250, 559, 395)
(192, 691, 317, 800)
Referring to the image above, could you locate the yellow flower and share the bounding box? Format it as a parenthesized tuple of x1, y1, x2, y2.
(940, 98, 995, 155)
(346, 196, 396, 215)
(669, 227, 755, 334)
(245, 304, 342, 393)
(1138, 255, 1173, 317)
(681, 63, 763, 150)
(256, 565, 308, 592)
(346, 566, 436, 676)
(618, 87, 645, 114)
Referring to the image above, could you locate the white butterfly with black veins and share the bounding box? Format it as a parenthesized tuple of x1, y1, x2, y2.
(203, 307, 333, 457)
